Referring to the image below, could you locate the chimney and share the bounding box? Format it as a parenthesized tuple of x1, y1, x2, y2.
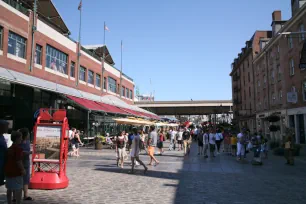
(271, 11, 283, 36)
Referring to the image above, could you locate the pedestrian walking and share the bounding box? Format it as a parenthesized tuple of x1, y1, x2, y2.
(230, 134, 237, 156)
(130, 128, 148, 174)
(157, 129, 165, 155)
(284, 136, 294, 165)
(182, 128, 191, 156)
(68, 128, 76, 156)
(116, 131, 126, 168)
(203, 129, 209, 158)
(209, 129, 216, 158)
(177, 128, 183, 151)
(215, 129, 223, 154)
(237, 129, 247, 161)
(17, 128, 33, 201)
(197, 128, 204, 155)
(147, 126, 159, 166)
(73, 130, 83, 157)
(0, 120, 9, 187)
(5, 131, 25, 204)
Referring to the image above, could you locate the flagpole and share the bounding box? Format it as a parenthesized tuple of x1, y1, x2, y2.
(119, 40, 123, 98)
(101, 21, 106, 94)
(76, 1, 82, 87)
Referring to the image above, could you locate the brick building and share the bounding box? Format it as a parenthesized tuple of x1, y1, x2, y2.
(231, 0, 306, 144)
(230, 31, 272, 134)
(0, 0, 159, 134)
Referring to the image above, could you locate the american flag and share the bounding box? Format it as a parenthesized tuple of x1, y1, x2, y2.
(78, 0, 82, 10)
(104, 24, 109, 31)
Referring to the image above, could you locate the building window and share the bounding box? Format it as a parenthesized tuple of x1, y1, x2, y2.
(271, 69, 275, 83)
(79, 66, 86, 82)
(103, 77, 107, 89)
(108, 77, 117, 93)
(299, 24, 305, 42)
(8, 31, 26, 58)
(277, 45, 280, 53)
(0, 27, 3, 50)
(292, 86, 296, 92)
(288, 36, 293, 49)
(279, 90, 283, 102)
(130, 90, 133, 99)
(96, 74, 101, 87)
(272, 93, 276, 104)
(258, 80, 260, 87)
(46, 45, 68, 74)
(263, 75, 266, 87)
(248, 72, 250, 82)
(277, 65, 281, 81)
(35, 44, 42, 65)
(122, 86, 125, 97)
(126, 87, 129, 98)
(88, 70, 94, 84)
(289, 59, 295, 76)
(70, 61, 75, 77)
(249, 87, 251, 97)
(303, 82, 306, 101)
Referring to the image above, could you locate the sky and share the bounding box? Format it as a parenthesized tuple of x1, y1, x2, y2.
(53, 0, 291, 101)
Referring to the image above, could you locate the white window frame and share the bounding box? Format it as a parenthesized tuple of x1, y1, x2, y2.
(96, 74, 101, 87)
(35, 44, 42, 65)
(8, 31, 26, 59)
(79, 66, 86, 82)
(0, 27, 3, 50)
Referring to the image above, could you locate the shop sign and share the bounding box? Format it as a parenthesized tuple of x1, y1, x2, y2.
(287, 92, 298, 103)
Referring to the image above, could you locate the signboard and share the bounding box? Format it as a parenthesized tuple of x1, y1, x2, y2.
(35, 126, 61, 160)
(300, 41, 306, 69)
(287, 92, 298, 103)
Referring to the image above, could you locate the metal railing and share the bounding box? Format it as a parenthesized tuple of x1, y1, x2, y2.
(2, 0, 28, 15)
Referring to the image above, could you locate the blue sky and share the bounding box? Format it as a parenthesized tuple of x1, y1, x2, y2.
(53, 0, 291, 101)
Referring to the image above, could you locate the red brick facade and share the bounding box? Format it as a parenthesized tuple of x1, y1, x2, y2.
(0, 2, 134, 104)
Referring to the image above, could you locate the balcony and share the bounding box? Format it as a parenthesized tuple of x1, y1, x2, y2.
(2, 0, 28, 15)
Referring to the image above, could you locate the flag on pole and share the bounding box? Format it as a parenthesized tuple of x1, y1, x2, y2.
(104, 24, 110, 31)
(78, 0, 82, 10)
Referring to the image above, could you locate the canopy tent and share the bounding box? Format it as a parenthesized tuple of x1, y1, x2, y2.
(113, 118, 154, 126)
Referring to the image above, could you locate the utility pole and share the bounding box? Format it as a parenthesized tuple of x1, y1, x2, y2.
(29, 0, 37, 72)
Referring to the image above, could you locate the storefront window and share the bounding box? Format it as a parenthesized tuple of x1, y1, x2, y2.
(88, 70, 94, 84)
(108, 77, 117, 93)
(96, 74, 101, 87)
(0, 79, 11, 97)
(35, 44, 42, 65)
(46, 45, 68, 75)
(79, 66, 86, 82)
(8, 31, 26, 58)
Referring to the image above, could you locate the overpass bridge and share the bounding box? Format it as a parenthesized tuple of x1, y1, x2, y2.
(135, 100, 233, 116)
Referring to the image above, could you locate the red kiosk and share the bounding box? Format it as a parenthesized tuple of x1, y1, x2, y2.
(29, 109, 69, 190)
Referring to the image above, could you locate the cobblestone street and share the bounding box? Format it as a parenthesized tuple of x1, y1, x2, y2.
(1, 142, 306, 204)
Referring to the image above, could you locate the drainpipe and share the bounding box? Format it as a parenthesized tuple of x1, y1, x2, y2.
(29, 0, 37, 72)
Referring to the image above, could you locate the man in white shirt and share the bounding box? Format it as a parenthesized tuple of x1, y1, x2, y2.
(177, 129, 183, 151)
(203, 129, 209, 158)
(209, 129, 216, 158)
(237, 129, 246, 160)
(215, 129, 223, 154)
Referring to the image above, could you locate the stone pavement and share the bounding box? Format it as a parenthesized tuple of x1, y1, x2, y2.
(1, 142, 306, 204)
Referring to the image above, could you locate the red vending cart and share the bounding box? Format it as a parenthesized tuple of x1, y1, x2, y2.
(29, 109, 69, 190)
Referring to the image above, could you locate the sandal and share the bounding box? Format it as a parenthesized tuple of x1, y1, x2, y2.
(24, 197, 34, 201)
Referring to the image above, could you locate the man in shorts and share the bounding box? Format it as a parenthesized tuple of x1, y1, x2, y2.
(177, 129, 183, 151)
(147, 126, 159, 166)
(182, 128, 191, 156)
